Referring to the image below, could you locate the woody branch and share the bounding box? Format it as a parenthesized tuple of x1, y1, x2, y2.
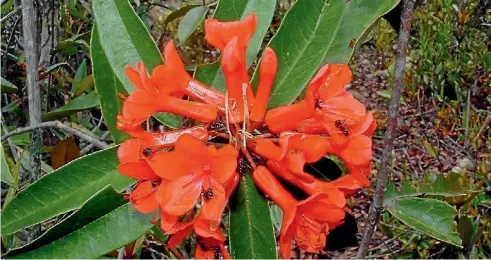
(356, 0, 417, 258)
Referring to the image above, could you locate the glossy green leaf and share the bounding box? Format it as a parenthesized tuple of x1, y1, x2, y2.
(259, 0, 400, 108)
(194, 0, 277, 91)
(6, 186, 127, 257)
(228, 172, 277, 259)
(388, 197, 462, 247)
(1, 76, 18, 94)
(1, 144, 15, 187)
(1, 146, 134, 235)
(177, 6, 208, 44)
(163, 4, 200, 27)
(91, 27, 130, 144)
(42, 91, 100, 121)
(92, 0, 179, 128)
(11, 203, 153, 259)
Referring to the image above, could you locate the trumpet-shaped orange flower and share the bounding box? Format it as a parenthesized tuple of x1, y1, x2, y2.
(117, 127, 208, 180)
(123, 61, 219, 123)
(151, 41, 225, 109)
(252, 167, 345, 258)
(265, 64, 369, 146)
(250, 47, 278, 123)
(148, 134, 238, 225)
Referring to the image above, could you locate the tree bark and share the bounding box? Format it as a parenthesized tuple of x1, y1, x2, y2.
(20, 0, 43, 181)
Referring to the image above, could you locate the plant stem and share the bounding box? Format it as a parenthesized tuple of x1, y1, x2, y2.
(1, 121, 109, 150)
(356, 0, 417, 258)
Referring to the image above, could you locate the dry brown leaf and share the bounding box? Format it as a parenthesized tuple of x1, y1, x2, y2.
(51, 137, 80, 169)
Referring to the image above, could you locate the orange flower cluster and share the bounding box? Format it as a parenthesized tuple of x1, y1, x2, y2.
(116, 12, 374, 259)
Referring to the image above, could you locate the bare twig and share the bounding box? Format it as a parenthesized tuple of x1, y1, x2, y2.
(21, 0, 43, 181)
(80, 131, 110, 155)
(1, 121, 109, 150)
(356, 0, 417, 258)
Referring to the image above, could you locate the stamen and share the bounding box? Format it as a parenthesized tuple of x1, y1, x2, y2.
(241, 83, 249, 148)
(224, 91, 233, 141)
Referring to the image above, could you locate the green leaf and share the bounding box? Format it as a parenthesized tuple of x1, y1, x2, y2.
(5, 186, 127, 257)
(11, 203, 153, 259)
(1, 146, 134, 235)
(42, 91, 100, 121)
(421, 172, 473, 197)
(72, 59, 88, 91)
(1, 0, 14, 13)
(228, 172, 277, 259)
(163, 4, 200, 27)
(177, 6, 208, 44)
(1, 144, 15, 187)
(260, 0, 400, 108)
(92, 0, 179, 128)
(384, 180, 422, 207)
(388, 197, 462, 247)
(72, 74, 95, 97)
(1, 76, 18, 94)
(91, 27, 130, 144)
(194, 0, 277, 91)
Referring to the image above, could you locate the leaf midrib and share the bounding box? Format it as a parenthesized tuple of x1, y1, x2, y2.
(2, 148, 129, 233)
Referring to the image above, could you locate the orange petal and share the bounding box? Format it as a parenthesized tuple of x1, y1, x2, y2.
(250, 47, 278, 122)
(330, 174, 368, 196)
(194, 218, 226, 241)
(186, 80, 226, 110)
(265, 100, 314, 132)
(294, 118, 327, 134)
(117, 139, 143, 164)
(143, 126, 209, 148)
(167, 226, 193, 247)
(130, 181, 159, 213)
(125, 65, 144, 90)
(308, 64, 352, 100)
(201, 177, 226, 223)
(339, 135, 372, 166)
(252, 139, 284, 161)
(291, 135, 330, 162)
(147, 151, 189, 180)
(283, 151, 315, 183)
(152, 40, 191, 93)
(159, 96, 218, 123)
(279, 230, 294, 259)
(252, 166, 295, 209)
(210, 155, 238, 184)
(161, 175, 203, 216)
(118, 161, 158, 180)
(204, 13, 257, 50)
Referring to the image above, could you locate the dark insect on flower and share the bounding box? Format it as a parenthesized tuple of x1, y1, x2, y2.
(211, 246, 222, 259)
(334, 120, 349, 136)
(142, 147, 153, 157)
(237, 156, 249, 174)
(202, 188, 214, 200)
(207, 115, 224, 131)
(349, 38, 356, 49)
(151, 180, 159, 188)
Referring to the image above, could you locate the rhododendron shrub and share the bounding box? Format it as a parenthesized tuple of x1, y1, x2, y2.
(117, 13, 374, 259)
